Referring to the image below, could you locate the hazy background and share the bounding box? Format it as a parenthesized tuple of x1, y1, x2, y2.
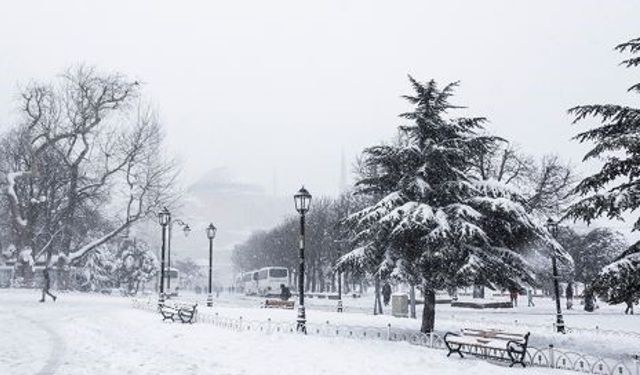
(1, 0, 639, 283)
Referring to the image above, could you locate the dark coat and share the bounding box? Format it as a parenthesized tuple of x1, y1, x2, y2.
(566, 284, 574, 299)
(43, 269, 51, 289)
(280, 286, 292, 300)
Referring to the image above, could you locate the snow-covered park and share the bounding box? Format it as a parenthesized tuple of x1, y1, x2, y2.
(3, 2, 640, 375)
(2, 289, 638, 375)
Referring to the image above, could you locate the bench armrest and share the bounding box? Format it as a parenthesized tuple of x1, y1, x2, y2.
(444, 331, 460, 342)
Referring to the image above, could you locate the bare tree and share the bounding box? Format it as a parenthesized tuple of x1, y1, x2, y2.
(471, 142, 576, 216)
(525, 154, 575, 216)
(2, 65, 180, 269)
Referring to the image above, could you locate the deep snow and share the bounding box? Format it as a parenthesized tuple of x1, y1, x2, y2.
(0, 289, 590, 375)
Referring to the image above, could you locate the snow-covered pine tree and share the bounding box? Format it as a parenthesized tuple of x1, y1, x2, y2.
(592, 244, 640, 314)
(81, 245, 116, 291)
(340, 76, 561, 333)
(566, 37, 640, 309)
(115, 238, 158, 295)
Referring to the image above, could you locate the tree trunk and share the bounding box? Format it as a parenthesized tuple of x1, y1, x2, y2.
(60, 165, 80, 262)
(472, 285, 485, 299)
(373, 276, 383, 315)
(410, 284, 417, 319)
(330, 272, 336, 293)
(318, 268, 325, 292)
(421, 288, 436, 333)
(344, 270, 350, 293)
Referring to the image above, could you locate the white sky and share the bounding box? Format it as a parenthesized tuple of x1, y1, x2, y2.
(1, 0, 639, 203)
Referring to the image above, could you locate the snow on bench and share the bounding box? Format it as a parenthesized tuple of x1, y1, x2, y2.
(262, 299, 294, 309)
(444, 328, 530, 367)
(159, 302, 198, 323)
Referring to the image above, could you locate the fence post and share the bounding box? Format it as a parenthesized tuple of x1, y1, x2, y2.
(634, 354, 639, 375)
(429, 332, 434, 348)
(549, 344, 555, 369)
(268, 318, 271, 334)
(387, 323, 391, 341)
(239, 316, 242, 332)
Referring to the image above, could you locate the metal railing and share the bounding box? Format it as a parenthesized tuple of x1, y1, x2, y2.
(132, 298, 639, 375)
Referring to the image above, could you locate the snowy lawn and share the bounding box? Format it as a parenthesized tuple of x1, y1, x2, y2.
(0, 289, 580, 375)
(176, 292, 640, 362)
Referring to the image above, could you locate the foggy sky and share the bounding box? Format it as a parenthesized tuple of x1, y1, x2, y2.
(1, 0, 639, 202)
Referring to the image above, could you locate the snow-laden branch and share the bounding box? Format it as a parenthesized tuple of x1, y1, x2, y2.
(6, 171, 30, 227)
(66, 220, 132, 264)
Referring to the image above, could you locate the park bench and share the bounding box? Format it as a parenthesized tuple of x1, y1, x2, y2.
(262, 299, 294, 309)
(159, 302, 198, 323)
(177, 303, 198, 323)
(444, 328, 530, 367)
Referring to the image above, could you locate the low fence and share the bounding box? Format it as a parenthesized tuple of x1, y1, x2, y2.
(132, 298, 639, 375)
(446, 314, 640, 341)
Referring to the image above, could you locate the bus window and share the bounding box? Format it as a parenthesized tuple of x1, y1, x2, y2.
(269, 268, 287, 278)
(252, 272, 258, 281)
(258, 269, 268, 280)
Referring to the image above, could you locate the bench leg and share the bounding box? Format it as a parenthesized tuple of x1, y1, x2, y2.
(507, 349, 526, 368)
(446, 344, 464, 358)
(162, 315, 174, 322)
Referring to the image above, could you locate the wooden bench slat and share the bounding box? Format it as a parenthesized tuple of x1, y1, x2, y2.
(444, 328, 530, 368)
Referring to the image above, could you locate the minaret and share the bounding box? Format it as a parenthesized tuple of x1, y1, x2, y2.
(339, 148, 348, 193)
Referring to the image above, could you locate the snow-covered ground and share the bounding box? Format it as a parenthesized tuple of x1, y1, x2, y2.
(174, 291, 640, 361)
(0, 289, 588, 375)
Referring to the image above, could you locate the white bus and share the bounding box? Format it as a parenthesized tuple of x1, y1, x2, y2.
(240, 267, 289, 296)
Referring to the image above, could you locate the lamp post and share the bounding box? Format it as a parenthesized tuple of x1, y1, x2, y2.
(294, 186, 312, 333)
(157, 207, 171, 306)
(337, 272, 343, 312)
(206, 223, 217, 307)
(545, 218, 566, 334)
(167, 218, 190, 293)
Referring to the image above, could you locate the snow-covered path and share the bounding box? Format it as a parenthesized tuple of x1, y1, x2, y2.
(0, 290, 579, 375)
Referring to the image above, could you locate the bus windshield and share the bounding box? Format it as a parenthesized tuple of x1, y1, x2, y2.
(269, 268, 287, 278)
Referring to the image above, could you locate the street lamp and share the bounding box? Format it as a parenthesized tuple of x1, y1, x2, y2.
(545, 217, 566, 334)
(157, 207, 171, 306)
(337, 272, 343, 313)
(294, 186, 312, 333)
(206, 223, 217, 307)
(167, 218, 190, 292)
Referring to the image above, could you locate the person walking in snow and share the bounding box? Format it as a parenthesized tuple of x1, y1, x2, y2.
(39, 267, 57, 303)
(527, 289, 535, 307)
(382, 282, 392, 306)
(565, 283, 574, 310)
(509, 287, 519, 307)
(624, 297, 634, 315)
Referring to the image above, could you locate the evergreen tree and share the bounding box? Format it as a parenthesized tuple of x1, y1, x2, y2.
(567, 37, 640, 229)
(341, 77, 562, 333)
(592, 243, 640, 313)
(573, 228, 626, 286)
(567, 37, 640, 309)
